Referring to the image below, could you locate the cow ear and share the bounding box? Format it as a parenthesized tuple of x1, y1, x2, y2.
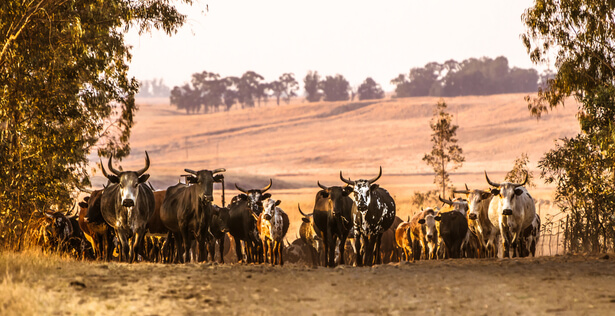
(319, 191, 329, 198)
(238, 194, 247, 200)
(418, 219, 425, 224)
(186, 176, 198, 184)
(302, 217, 310, 223)
(275, 200, 281, 206)
(107, 175, 120, 184)
(435, 215, 441, 221)
(514, 188, 524, 196)
(490, 188, 500, 196)
(262, 193, 272, 200)
(138, 174, 150, 183)
(78, 202, 88, 209)
(213, 174, 224, 183)
(343, 186, 353, 196)
(370, 183, 380, 191)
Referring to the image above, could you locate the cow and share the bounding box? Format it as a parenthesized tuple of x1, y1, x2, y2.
(409, 208, 439, 260)
(435, 210, 469, 259)
(206, 204, 231, 263)
(380, 216, 403, 263)
(78, 190, 115, 261)
(43, 209, 91, 259)
(228, 180, 272, 263)
(485, 171, 536, 258)
(521, 213, 541, 257)
(160, 168, 225, 263)
(259, 199, 290, 266)
(395, 216, 413, 261)
(298, 204, 323, 267)
(340, 167, 396, 266)
(437, 196, 473, 258)
(454, 185, 497, 257)
(311, 181, 353, 267)
(100, 152, 155, 263)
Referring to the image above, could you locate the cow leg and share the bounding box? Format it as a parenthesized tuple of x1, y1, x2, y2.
(363, 235, 376, 266)
(338, 236, 347, 266)
(180, 229, 192, 263)
(375, 234, 383, 265)
(354, 234, 363, 267)
(278, 240, 284, 266)
(328, 235, 337, 267)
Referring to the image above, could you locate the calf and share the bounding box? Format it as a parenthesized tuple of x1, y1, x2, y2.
(298, 204, 322, 267)
(395, 216, 412, 261)
(409, 208, 439, 260)
(521, 213, 541, 257)
(260, 199, 289, 266)
(206, 205, 231, 263)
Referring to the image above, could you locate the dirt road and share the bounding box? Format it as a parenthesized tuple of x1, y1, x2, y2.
(1, 252, 614, 315)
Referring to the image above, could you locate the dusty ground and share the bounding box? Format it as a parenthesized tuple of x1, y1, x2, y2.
(2, 251, 614, 315)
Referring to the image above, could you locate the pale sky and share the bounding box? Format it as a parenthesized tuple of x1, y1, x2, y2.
(125, 0, 541, 92)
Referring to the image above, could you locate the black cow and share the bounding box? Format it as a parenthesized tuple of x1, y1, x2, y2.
(160, 168, 225, 263)
(43, 210, 91, 259)
(80, 189, 114, 261)
(206, 204, 231, 263)
(340, 167, 396, 266)
(228, 180, 272, 263)
(100, 152, 155, 263)
(312, 181, 353, 267)
(435, 211, 469, 259)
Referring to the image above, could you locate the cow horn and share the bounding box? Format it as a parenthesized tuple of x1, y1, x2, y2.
(317, 181, 328, 191)
(235, 183, 248, 193)
(298, 203, 312, 217)
(465, 183, 469, 191)
(439, 195, 453, 205)
(261, 179, 272, 193)
(339, 171, 354, 186)
(452, 188, 469, 195)
(368, 166, 382, 184)
(213, 168, 226, 174)
(184, 168, 197, 175)
(485, 171, 500, 187)
(44, 211, 54, 219)
(135, 151, 150, 176)
(107, 154, 121, 176)
(514, 172, 528, 188)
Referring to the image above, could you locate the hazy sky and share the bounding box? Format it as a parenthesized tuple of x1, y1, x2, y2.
(125, 0, 540, 92)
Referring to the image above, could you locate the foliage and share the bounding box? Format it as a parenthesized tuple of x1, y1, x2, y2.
(422, 100, 465, 197)
(0, 0, 191, 250)
(304, 71, 322, 102)
(357, 77, 385, 100)
(523, 0, 615, 253)
(320, 74, 350, 102)
(390, 56, 539, 98)
(505, 153, 535, 188)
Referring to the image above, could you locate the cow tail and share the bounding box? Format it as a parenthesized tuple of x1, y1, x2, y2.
(221, 177, 226, 208)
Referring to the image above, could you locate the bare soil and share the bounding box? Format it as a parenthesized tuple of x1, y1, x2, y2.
(2, 251, 614, 315)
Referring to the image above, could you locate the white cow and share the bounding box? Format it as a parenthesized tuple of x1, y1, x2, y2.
(485, 172, 536, 258)
(260, 199, 290, 266)
(454, 185, 498, 258)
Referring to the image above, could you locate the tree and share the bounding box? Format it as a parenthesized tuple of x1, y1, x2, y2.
(357, 77, 385, 100)
(270, 73, 299, 106)
(0, 0, 191, 249)
(423, 100, 465, 197)
(505, 153, 535, 188)
(522, 0, 615, 252)
(237, 71, 264, 108)
(304, 71, 322, 102)
(137, 78, 170, 98)
(320, 74, 350, 102)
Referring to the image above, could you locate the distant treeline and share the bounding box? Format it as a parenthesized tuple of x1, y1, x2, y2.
(392, 56, 544, 98)
(157, 56, 545, 114)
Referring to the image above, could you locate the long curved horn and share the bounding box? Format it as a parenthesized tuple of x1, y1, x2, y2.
(261, 179, 272, 193)
(235, 183, 248, 193)
(514, 172, 528, 188)
(213, 168, 226, 174)
(135, 151, 150, 176)
(100, 158, 110, 178)
(439, 195, 453, 205)
(184, 168, 198, 175)
(465, 183, 469, 191)
(485, 171, 500, 187)
(340, 171, 354, 186)
(317, 181, 328, 191)
(452, 188, 469, 195)
(107, 154, 121, 175)
(368, 166, 382, 184)
(298, 203, 312, 217)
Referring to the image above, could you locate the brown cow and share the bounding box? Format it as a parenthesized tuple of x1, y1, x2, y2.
(380, 216, 403, 263)
(80, 189, 114, 261)
(395, 216, 412, 261)
(298, 204, 322, 267)
(409, 208, 439, 260)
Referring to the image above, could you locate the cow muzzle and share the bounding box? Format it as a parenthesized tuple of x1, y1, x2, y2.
(468, 213, 477, 220)
(122, 199, 135, 207)
(503, 209, 513, 216)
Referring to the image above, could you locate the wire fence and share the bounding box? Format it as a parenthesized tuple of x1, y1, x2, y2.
(535, 200, 567, 257)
